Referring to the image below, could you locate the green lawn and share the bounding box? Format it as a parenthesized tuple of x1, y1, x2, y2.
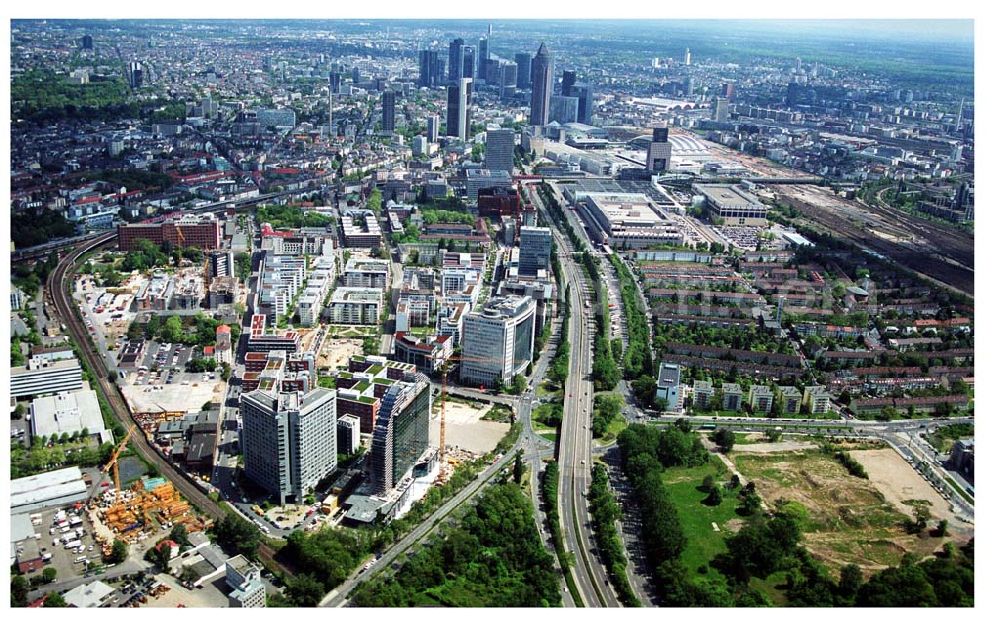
(661, 457, 738, 575)
(596, 418, 628, 446)
(531, 419, 557, 442)
(535, 380, 563, 398)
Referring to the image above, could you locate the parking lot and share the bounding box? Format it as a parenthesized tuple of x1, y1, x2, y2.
(130, 341, 196, 385)
(23, 504, 107, 583)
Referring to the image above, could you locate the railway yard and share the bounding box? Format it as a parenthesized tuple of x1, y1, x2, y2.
(773, 184, 973, 296)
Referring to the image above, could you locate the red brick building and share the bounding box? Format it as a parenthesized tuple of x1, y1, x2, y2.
(118, 214, 221, 251)
(477, 186, 522, 217)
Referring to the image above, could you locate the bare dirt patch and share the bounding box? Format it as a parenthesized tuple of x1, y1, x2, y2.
(429, 399, 509, 455)
(733, 440, 819, 454)
(319, 335, 363, 371)
(849, 448, 972, 540)
(732, 450, 947, 576)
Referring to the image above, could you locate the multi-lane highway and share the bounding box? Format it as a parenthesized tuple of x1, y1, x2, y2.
(529, 183, 620, 608)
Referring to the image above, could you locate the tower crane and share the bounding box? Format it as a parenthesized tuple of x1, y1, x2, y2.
(102, 424, 137, 496)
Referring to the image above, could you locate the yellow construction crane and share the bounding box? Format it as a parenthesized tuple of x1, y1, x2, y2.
(102, 424, 137, 495)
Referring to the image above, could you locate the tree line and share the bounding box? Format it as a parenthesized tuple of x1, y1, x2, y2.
(588, 463, 641, 606)
(615, 423, 974, 606)
(351, 483, 561, 607)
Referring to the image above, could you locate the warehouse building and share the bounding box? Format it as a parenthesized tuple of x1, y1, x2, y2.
(11, 467, 89, 515)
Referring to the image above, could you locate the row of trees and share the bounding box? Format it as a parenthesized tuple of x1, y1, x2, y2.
(235, 252, 253, 282)
(588, 464, 641, 606)
(591, 394, 623, 438)
(541, 461, 579, 603)
(11, 439, 115, 479)
(583, 253, 621, 391)
(609, 254, 654, 380)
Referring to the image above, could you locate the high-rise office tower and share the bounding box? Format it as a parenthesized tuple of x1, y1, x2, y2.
(241, 382, 338, 504)
(460, 295, 536, 388)
(370, 376, 431, 495)
(712, 97, 729, 123)
(81, 34, 93, 50)
(412, 135, 428, 157)
(721, 82, 736, 99)
(418, 49, 440, 88)
(351, 67, 361, 83)
(561, 70, 576, 96)
(684, 48, 691, 65)
(448, 38, 465, 82)
(478, 36, 490, 80)
(485, 128, 515, 174)
(427, 114, 439, 143)
(530, 42, 553, 127)
(381, 90, 396, 133)
(575, 84, 594, 125)
(518, 226, 552, 278)
(447, 78, 472, 141)
(329, 71, 342, 94)
(550, 95, 579, 124)
(515, 52, 532, 89)
(462, 45, 477, 80)
(499, 61, 517, 88)
(646, 126, 671, 173)
(127, 61, 143, 89)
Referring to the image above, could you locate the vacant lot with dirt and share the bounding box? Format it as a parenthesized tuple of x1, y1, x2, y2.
(319, 335, 363, 371)
(848, 448, 972, 540)
(732, 448, 947, 575)
(429, 399, 510, 455)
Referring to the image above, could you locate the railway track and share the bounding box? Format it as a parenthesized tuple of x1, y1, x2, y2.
(47, 233, 227, 523)
(774, 185, 973, 296)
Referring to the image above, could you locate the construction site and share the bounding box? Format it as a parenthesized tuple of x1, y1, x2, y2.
(87, 427, 211, 557)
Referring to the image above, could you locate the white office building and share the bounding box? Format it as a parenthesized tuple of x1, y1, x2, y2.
(344, 257, 391, 289)
(460, 295, 536, 388)
(325, 287, 383, 325)
(240, 385, 338, 505)
(30, 388, 109, 442)
(226, 555, 267, 607)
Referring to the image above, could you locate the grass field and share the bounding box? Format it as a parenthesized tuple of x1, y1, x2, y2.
(661, 456, 738, 575)
(531, 419, 557, 442)
(596, 418, 628, 446)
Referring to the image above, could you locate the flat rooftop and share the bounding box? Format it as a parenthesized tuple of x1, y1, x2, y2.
(694, 184, 768, 211)
(581, 192, 667, 227)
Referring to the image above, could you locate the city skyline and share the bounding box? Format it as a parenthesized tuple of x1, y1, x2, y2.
(6, 13, 980, 615)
